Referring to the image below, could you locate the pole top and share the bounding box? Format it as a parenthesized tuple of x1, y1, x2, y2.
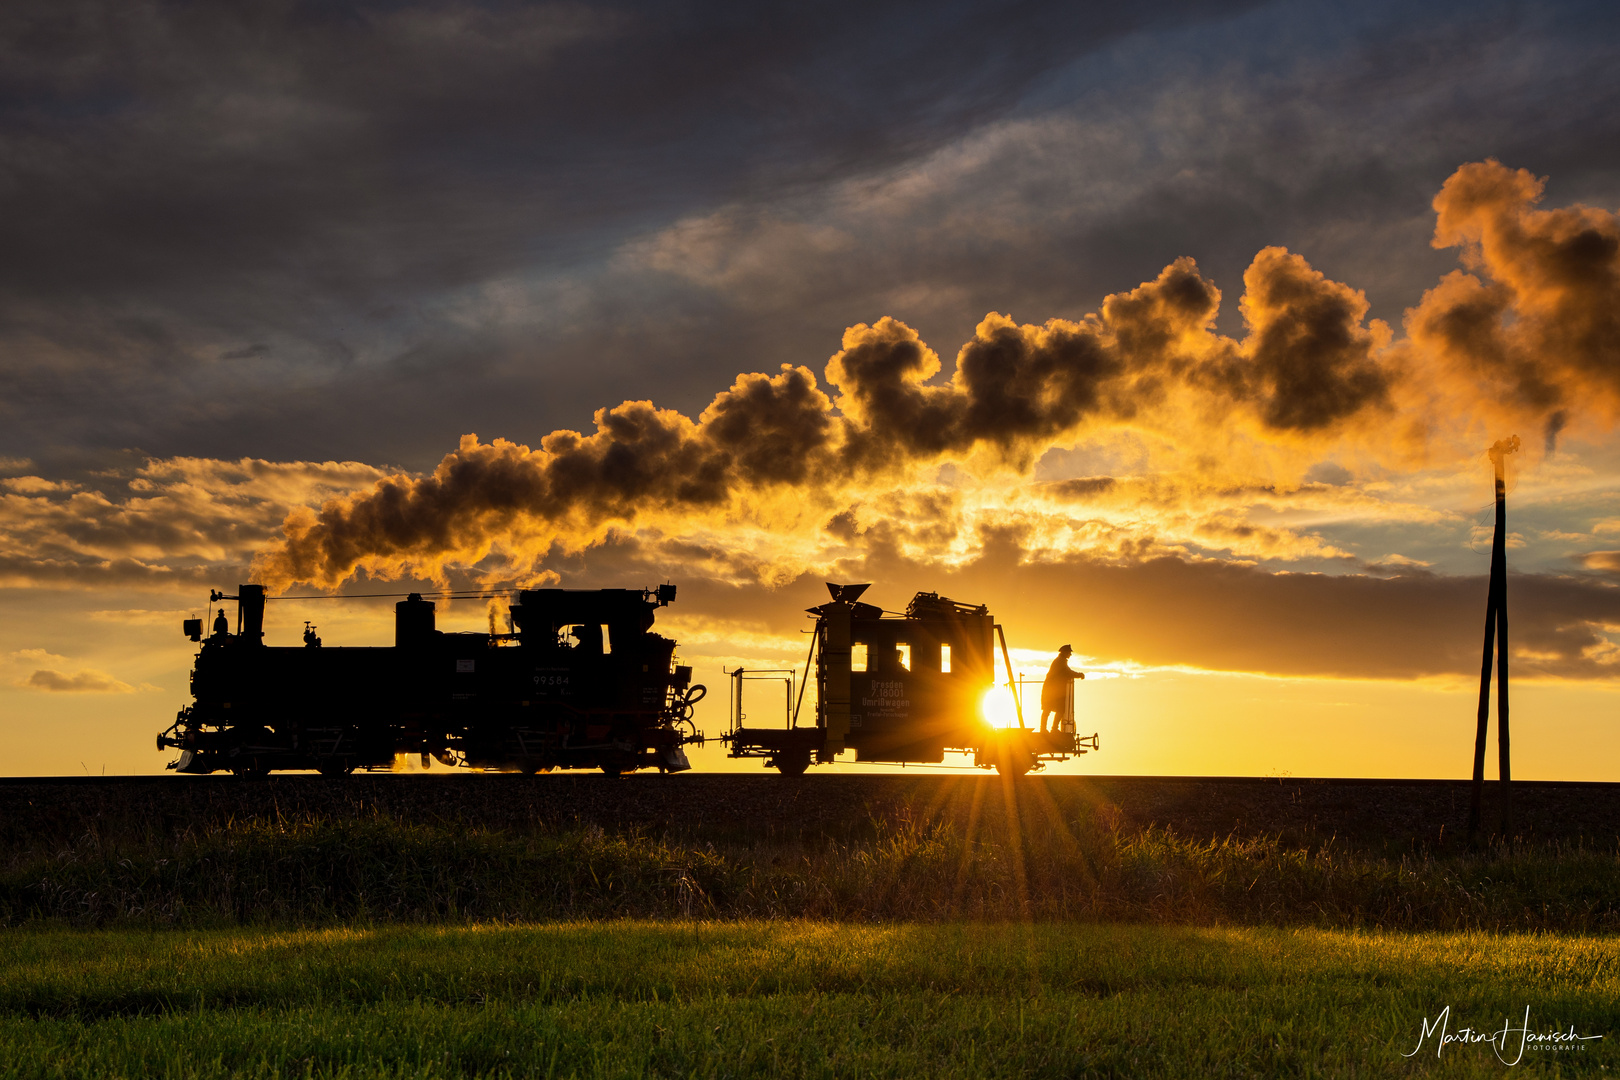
(1488, 435, 1520, 463)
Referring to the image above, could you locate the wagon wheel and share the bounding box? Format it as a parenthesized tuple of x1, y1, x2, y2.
(772, 749, 811, 777)
(994, 752, 1033, 778)
(984, 734, 1033, 778)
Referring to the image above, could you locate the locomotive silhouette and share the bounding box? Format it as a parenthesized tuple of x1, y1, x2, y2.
(159, 582, 1096, 776)
(159, 584, 702, 776)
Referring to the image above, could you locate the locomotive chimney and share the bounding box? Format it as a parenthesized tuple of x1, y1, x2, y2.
(395, 593, 437, 648)
(238, 584, 267, 645)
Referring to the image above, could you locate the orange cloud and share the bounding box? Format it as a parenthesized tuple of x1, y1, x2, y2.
(0, 457, 386, 588)
(1579, 551, 1620, 574)
(22, 669, 143, 693)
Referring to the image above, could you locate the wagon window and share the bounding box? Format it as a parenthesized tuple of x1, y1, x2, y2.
(940, 643, 952, 673)
(896, 643, 910, 672)
(851, 642, 868, 672)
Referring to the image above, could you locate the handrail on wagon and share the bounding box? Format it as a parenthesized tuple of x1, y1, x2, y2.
(791, 630, 818, 729)
(724, 667, 796, 734)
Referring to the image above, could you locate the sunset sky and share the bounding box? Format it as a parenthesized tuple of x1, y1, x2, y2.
(3, 0, 1619, 778)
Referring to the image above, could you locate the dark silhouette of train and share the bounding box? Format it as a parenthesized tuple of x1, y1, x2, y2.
(158, 582, 1096, 777)
(723, 584, 1097, 776)
(158, 584, 704, 776)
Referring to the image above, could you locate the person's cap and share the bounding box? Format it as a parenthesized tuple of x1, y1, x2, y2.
(1059, 644, 1071, 652)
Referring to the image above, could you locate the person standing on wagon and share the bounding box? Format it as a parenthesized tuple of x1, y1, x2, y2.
(1039, 645, 1084, 733)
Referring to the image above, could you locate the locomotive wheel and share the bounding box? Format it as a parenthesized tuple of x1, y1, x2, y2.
(317, 758, 354, 777)
(231, 760, 269, 778)
(773, 750, 811, 777)
(599, 763, 625, 777)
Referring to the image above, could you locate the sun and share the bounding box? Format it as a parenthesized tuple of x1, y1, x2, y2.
(980, 686, 1024, 729)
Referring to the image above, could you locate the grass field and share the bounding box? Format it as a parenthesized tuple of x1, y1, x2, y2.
(5, 814, 1617, 932)
(2, 777, 1615, 1075)
(0, 921, 1615, 1078)
(3, 775, 1618, 931)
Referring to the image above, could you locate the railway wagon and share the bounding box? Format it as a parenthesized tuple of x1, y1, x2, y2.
(723, 584, 1098, 776)
(157, 584, 704, 776)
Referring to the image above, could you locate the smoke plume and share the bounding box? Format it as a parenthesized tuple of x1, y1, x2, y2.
(1407, 160, 1620, 439)
(254, 161, 1620, 591)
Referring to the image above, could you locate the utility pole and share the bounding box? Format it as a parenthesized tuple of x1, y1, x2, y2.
(1469, 436, 1519, 838)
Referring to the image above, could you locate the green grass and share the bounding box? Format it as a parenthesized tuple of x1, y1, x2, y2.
(0, 922, 1615, 1077)
(4, 815, 1617, 932)
(5, 783, 1614, 1075)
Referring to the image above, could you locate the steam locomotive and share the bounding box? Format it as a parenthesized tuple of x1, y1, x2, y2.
(157, 584, 705, 776)
(158, 582, 1097, 777)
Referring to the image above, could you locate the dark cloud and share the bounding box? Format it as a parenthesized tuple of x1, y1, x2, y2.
(826, 260, 1225, 469)
(525, 528, 1620, 681)
(1048, 477, 1117, 500)
(1215, 247, 1393, 431)
(6, 0, 1618, 472)
(0, 0, 1257, 462)
(974, 556, 1620, 682)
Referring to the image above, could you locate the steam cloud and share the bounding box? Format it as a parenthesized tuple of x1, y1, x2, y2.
(255, 161, 1620, 590)
(1408, 161, 1620, 442)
